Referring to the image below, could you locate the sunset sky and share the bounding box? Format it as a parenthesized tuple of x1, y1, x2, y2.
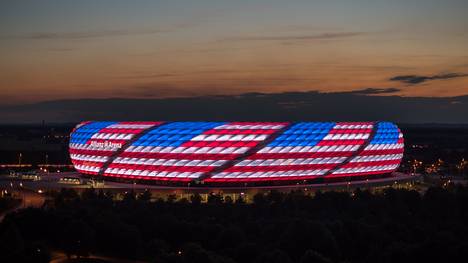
(1, 0, 467, 104)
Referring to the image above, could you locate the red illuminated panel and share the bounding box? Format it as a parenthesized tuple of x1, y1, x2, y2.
(69, 122, 162, 175)
(102, 122, 287, 181)
(206, 122, 375, 182)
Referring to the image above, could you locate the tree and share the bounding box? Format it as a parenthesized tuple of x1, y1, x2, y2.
(62, 219, 95, 258)
(167, 194, 177, 203)
(207, 193, 223, 204)
(190, 193, 202, 205)
(0, 223, 25, 262)
(224, 195, 233, 204)
(280, 219, 339, 261)
(255, 250, 292, 263)
(235, 195, 246, 204)
(266, 190, 284, 204)
(104, 190, 115, 200)
(215, 225, 246, 249)
(54, 188, 79, 205)
(178, 197, 189, 204)
(253, 193, 266, 205)
(181, 243, 213, 263)
(123, 190, 136, 202)
(139, 190, 152, 202)
(144, 238, 170, 258)
(300, 250, 333, 263)
(81, 187, 97, 200)
(24, 241, 51, 263)
(98, 189, 106, 199)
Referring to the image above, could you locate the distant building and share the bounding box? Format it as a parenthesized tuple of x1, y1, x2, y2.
(0, 136, 62, 151)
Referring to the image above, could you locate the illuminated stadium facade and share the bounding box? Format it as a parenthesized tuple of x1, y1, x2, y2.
(69, 121, 404, 186)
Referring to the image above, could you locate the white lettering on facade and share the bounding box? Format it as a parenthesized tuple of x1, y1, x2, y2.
(90, 141, 123, 149)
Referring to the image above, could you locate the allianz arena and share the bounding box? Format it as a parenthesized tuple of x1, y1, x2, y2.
(69, 121, 404, 186)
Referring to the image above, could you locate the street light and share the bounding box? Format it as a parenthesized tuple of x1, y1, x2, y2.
(19, 182, 24, 208)
(187, 182, 191, 199)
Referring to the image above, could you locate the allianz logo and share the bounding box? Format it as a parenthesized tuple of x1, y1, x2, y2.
(90, 141, 123, 149)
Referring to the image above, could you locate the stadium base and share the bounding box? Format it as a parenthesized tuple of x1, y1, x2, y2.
(4, 171, 421, 203)
(22, 171, 420, 199)
(85, 172, 414, 189)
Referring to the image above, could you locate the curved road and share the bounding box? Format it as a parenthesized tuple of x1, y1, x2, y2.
(0, 185, 45, 222)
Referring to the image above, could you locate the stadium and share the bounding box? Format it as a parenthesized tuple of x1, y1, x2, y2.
(69, 121, 406, 188)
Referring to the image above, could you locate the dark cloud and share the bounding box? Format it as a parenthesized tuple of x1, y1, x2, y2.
(117, 73, 179, 80)
(224, 32, 365, 42)
(1, 90, 467, 124)
(118, 66, 304, 79)
(276, 25, 344, 32)
(45, 47, 75, 52)
(390, 73, 468, 84)
(117, 85, 203, 98)
(1, 20, 202, 41)
(341, 88, 400, 95)
(1, 28, 176, 40)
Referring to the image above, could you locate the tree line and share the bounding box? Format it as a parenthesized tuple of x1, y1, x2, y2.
(1, 185, 468, 263)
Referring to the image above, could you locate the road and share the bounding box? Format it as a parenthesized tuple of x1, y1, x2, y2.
(0, 184, 45, 222)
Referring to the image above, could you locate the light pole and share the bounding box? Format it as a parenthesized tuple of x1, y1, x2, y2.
(187, 182, 191, 199)
(19, 182, 25, 208)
